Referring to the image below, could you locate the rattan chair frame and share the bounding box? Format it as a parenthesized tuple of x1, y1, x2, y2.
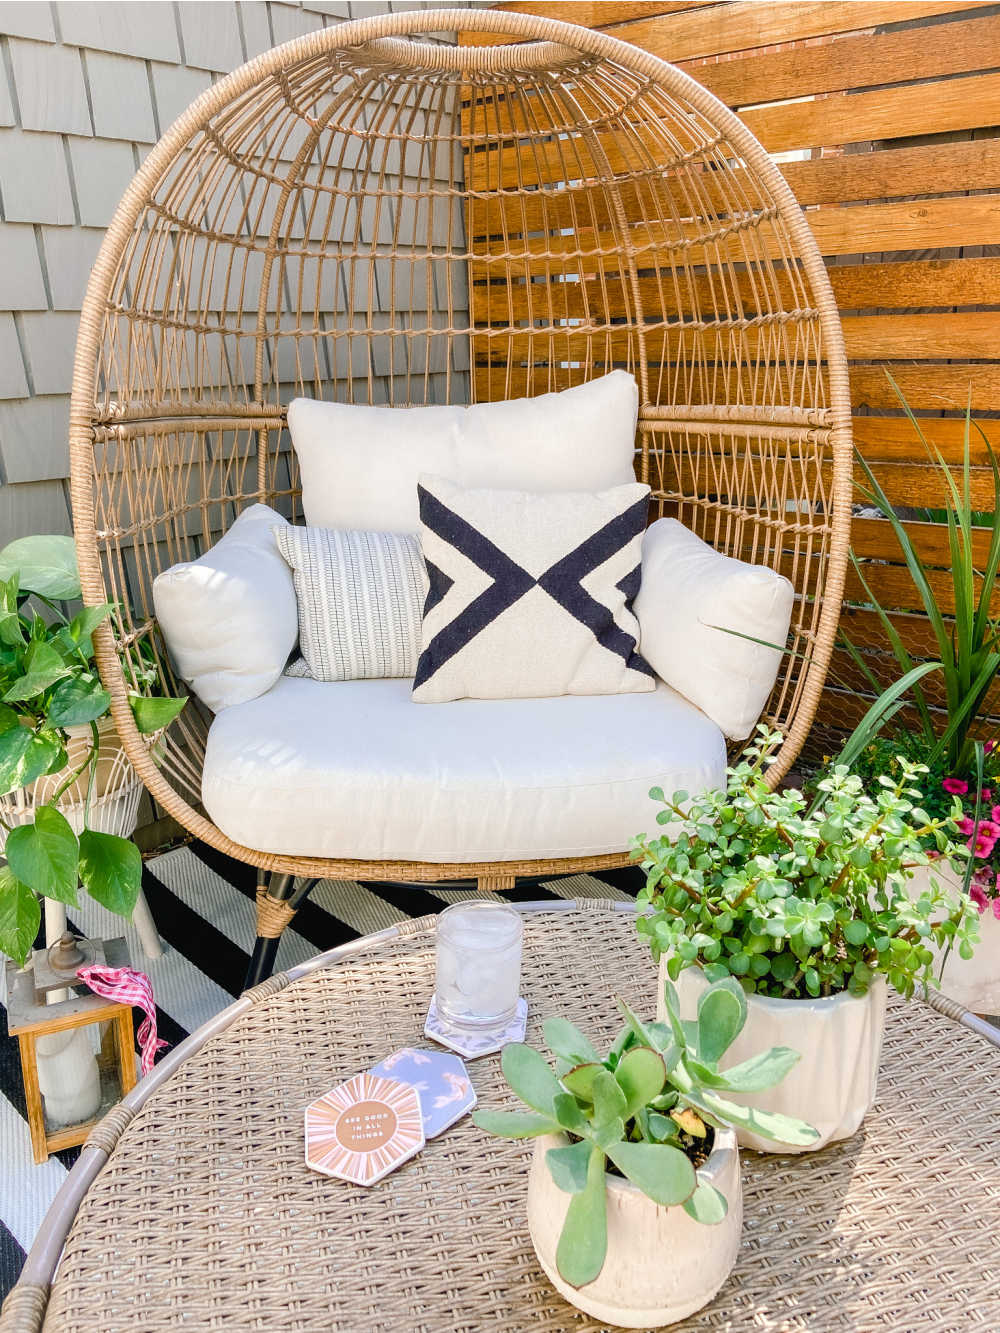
(68, 8, 852, 976)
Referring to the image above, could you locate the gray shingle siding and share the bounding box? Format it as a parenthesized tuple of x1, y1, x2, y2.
(0, 0, 481, 542)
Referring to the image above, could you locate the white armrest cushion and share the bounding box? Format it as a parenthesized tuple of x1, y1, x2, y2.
(153, 504, 298, 712)
(634, 518, 794, 741)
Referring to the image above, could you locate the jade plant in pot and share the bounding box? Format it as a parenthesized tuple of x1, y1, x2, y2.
(632, 727, 976, 1153)
(0, 534, 186, 967)
(473, 976, 816, 1329)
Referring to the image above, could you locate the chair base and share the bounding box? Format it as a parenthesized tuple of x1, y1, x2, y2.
(242, 869, 557, 988)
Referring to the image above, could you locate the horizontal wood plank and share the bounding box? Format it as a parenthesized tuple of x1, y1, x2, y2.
(850, 364, 1000, 412)
(470, 257, 1000, 330)
(781, 137, 1000, 208)
(842, 312, 1000, 360)
(827, 256, 1000, 311)
(741, 68, 1000, 154)
(681, 11, 1000, 108)
(599, 1, 973, 65)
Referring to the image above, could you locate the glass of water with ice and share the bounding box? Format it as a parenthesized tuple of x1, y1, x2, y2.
(435, 901, 523, 1030)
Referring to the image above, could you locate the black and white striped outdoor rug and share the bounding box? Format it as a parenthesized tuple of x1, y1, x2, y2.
(0, 841, 642, 1301)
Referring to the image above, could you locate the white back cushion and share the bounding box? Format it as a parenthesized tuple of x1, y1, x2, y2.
(153, 504, 298, 712)
(287, 371, 639, 532)
(634, 518, 794, 741)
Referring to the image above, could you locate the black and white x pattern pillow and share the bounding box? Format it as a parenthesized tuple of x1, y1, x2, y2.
(412, 475, 655, 702)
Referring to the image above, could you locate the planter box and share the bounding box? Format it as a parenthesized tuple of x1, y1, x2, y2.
(527, 1128, 741, 1329)
(661, 960, 886, 1153)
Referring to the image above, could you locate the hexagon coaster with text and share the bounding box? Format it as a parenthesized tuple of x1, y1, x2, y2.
(304, 1071, 424, 1186)
(371, 1047, 476, 1137)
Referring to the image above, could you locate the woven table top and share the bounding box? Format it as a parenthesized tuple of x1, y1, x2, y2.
(15, 902, 1000, 1332)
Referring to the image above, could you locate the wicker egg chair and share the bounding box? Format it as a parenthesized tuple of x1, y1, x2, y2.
(69, 8, 852, 983)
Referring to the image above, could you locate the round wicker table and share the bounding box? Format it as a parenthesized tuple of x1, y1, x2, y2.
(4, 900, 1000, 1332)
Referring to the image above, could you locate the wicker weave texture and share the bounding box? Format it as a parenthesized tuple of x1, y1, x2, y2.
(23, 906, 1000, 1333)
(68, 8, 852, 887)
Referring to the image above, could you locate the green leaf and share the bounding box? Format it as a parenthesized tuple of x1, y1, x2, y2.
(0, 535, 80, 600)
(46, 676, 111, 728)
(0, 728, 62, 796)
(67, 603, 114, 644)
(604, 1140, 696, 1206)
(695, 1089, 819, 1147)
(682, 1181, 728, 1225)
(500, 1044, 563, 1116)
(543, 1016, 602, 1067)
(78, 830, 141, 917)
(128, 693, 186, 734)
(0, 866, 40, 968)
(590, 1069, 627, 1129)
(0, 705, 19, 735)
(552, 1092, 587, 1134)
(546, 1138, 593, 1194)
(697, 978, 747, 1063)
(5, 805, 79, 904)
(708, 1046, 800, 1093)
(470, 1109, 558, 1139)
(561, 1062, 602, 1102)
(843, 919, 869, 947)
(613, 1046, 666, 1116)
(3, 641, 71, 702)
(555, 1144, 607, 1288)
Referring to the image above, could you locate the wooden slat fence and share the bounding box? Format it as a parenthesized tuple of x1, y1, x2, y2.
(469, 0, 1000, 750)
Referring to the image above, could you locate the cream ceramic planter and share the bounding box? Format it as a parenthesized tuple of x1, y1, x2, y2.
(660, 960, 886, 1153)
(526, 1129, 741, 1329)
(906, 862, 1000, 1014)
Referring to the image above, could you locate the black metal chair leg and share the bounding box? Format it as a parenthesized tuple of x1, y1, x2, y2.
(245, 934, 280, 989)
(244, 874, 321, 990)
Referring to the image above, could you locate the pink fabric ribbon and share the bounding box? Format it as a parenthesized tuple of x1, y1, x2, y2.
(77, 964, 168, 1076)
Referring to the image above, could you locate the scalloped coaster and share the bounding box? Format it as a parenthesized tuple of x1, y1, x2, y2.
(371, 1047, 477, 1137)
(304, 1072, 425, 1186)
(424, 996, 528, 1059)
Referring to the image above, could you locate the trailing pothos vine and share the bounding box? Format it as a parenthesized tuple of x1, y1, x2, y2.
(0, 535, 186, 965)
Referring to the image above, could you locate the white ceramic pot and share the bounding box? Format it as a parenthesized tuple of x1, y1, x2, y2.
(526, 1129, 741, 1329)
(660, 959, 886, 1153)
(906, 862, 1000, 1014)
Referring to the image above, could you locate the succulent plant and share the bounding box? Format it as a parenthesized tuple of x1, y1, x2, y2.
(472, 975, 817, 1287)
(634, 727, 978, 999)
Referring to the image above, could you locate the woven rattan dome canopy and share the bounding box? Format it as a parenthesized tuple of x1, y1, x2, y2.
(70, 8, 852, 889)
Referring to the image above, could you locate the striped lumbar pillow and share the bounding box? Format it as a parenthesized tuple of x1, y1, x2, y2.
(275, 525, 426, 681)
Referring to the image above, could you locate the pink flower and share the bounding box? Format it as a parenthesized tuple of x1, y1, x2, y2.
(991, 805, 1000, 824)
(969, 819, 1000, 859)
(957, 816, 976, 836)
(970, 883, 989, 914)
(986, 740, 997, 755)
(982, 789, 993, 801)
(992, 898, 1000, 920)
(943, 777, 969, 795)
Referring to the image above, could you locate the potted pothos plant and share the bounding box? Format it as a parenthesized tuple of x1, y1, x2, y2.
(631, 727, 976, 1152)
(473, 976, 815, 1329)
(0, 534, 185, 966)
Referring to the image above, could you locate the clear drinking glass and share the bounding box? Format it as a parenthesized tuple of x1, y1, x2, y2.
(434, 901, 524, 1029)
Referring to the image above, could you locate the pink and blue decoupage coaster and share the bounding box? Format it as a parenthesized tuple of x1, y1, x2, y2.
(371, 1047, 477, 1137)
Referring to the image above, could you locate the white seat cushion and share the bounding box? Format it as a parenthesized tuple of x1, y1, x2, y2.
(202, 675, 726, 864)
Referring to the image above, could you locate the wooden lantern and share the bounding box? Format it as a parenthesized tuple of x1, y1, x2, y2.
(5, 934, 137, 1163)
